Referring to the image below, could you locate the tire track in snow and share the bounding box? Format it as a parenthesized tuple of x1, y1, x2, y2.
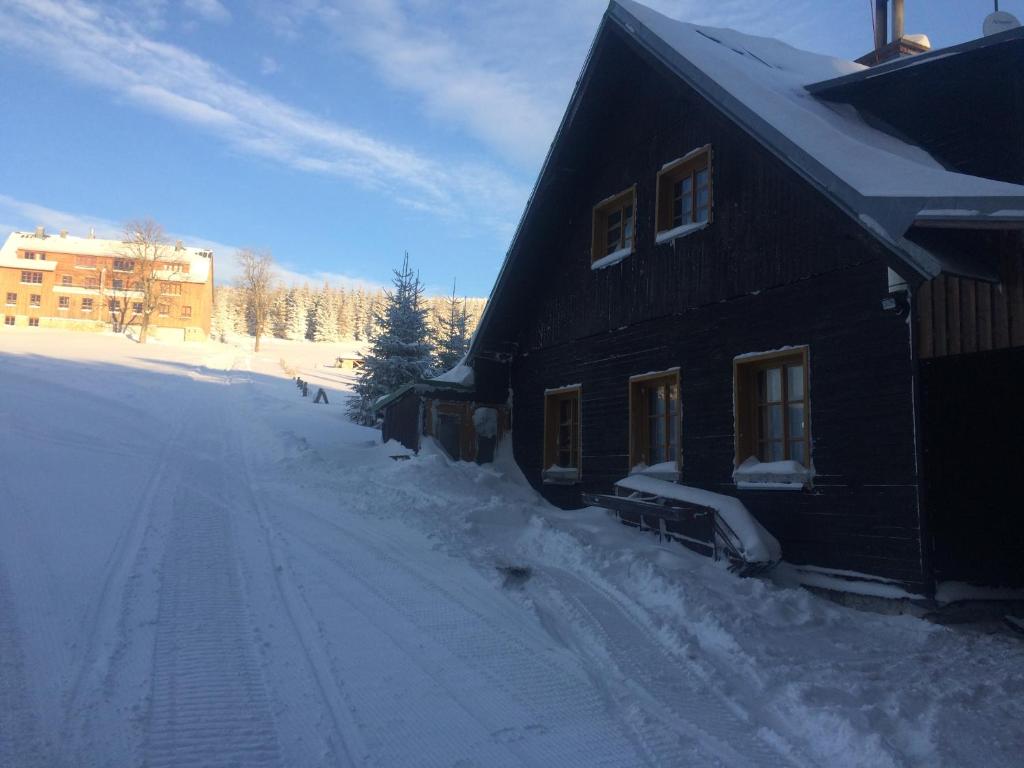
(0, 559, 47, 768)
(142, 403, 283, 768)
(271, 503, 653, 767)
(57, 405, 193, 763)
(529, 566, 809, 767)
(225, 371, 365, 767)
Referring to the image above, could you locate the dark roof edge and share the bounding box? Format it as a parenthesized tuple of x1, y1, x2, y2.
(806, 25, 1024, 96)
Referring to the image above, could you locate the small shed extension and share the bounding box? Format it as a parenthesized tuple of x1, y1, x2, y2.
(377, 381, 509, 463)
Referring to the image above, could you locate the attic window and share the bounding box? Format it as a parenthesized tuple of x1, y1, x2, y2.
(591, 187, 635, 264)
(656, 146, 712, 239)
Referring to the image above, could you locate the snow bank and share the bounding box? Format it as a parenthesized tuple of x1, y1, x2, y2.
(614, 474, 781, 564)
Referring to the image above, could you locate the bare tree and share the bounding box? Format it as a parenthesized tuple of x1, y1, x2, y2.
(237, 248, 276, 352)
(108, 219, 184, 343)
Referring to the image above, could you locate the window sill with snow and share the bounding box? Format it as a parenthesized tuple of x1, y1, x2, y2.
(590, 246, 633, 270)
(654, 221, 708, 245)
(732, 457, 814, 490)
(542, 466, 580, 485)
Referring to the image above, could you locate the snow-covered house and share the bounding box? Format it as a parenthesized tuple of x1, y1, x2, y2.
(455, 0, 1024, 597)
(1, 227, 215, 340)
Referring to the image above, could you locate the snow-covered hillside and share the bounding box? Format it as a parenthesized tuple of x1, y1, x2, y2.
(1, 329, 1021, 767)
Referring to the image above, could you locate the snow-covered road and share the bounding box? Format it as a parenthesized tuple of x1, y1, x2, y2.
(1, 331, 1022, 767)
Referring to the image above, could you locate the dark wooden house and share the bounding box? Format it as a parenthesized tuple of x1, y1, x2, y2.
(453, 0, 1024, 597)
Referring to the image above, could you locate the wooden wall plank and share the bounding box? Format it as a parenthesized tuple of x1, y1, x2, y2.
(993, 276, 1010, 349)
(947, 276, 962, 355)
(961, 279, 977, 354)
(1008, 251, 1024, 347)
(918, 280, 934, 359)
(933, 275, 948, 357)
(977, 281, 993, 352)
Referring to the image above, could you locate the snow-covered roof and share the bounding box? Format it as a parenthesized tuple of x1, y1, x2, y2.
(468, 1, 1024, 360)
(611, 0, 1024, 271)
(0, 230, 213, 283)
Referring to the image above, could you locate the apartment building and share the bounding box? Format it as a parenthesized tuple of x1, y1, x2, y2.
(1, 227, 214, 341)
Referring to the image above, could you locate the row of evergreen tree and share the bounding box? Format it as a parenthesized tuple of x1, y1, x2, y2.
(212, 281, 485, 346)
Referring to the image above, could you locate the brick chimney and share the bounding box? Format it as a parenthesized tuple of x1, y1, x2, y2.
(856, 0, 931, 66)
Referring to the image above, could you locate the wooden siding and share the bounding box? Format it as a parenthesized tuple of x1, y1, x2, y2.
(491, 25, 929, 591)
(917, 246, 1024, 358)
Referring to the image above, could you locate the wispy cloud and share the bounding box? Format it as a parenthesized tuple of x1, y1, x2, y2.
(0, 0, 528, 230)
(184, 0, 231, 24)
(268, 1, 819, 169)
(259, 55, 279, 75)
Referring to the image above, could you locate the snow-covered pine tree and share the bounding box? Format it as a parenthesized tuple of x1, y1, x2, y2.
(270, 287, 288, 338)
(211, 286, 235, 342)
(283, 287, 307, 341)
(335, 288, 350, 339)
(351, 289, 365, 340)
(362, 290, 380, 341)
(434, 281, 470, 373)
(348, 253, 435, 425)
(311, 284, 340, 342)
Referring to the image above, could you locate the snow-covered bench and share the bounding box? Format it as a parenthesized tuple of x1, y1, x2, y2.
(583, 475, 781, 576)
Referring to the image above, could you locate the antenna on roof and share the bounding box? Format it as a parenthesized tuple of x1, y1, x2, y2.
(984, 6, 1021, 35)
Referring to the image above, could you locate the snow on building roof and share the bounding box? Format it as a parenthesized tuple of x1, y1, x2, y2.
(611, 0, 1024, 251)
(468, 1, 1024, 360)
(0, 230, 213, 283)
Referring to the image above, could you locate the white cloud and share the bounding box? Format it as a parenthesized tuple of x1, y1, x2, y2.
(0, 0, 528, 230)
(183, 0, 231, 24)
(259, 55, 280, 75)
(279, 1, 820, 169)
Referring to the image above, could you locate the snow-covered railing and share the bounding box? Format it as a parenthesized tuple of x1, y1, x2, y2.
(583, 475, 781, 575)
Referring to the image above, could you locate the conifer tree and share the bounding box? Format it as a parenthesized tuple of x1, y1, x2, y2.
(434, 281, 470, 373)
(348, 253, 435, 425)
(311, 284, 340, 342)
(283, 287, 307, 340)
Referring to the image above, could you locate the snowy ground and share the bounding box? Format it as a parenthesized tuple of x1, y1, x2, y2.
(1, 329, 1022, 767)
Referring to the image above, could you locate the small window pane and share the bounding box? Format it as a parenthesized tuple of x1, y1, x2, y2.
(761, 404, 783, 442)
(787, 364, 804, 400)
(787, 403, 805, 439)
(759, 368, 783, 402)
(761, 440, 785, 462)
(789, 440, 806, 466)
(696, 168, 708, 187)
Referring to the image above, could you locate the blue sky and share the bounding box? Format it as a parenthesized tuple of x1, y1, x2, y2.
(0, 0, 1017, 295)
